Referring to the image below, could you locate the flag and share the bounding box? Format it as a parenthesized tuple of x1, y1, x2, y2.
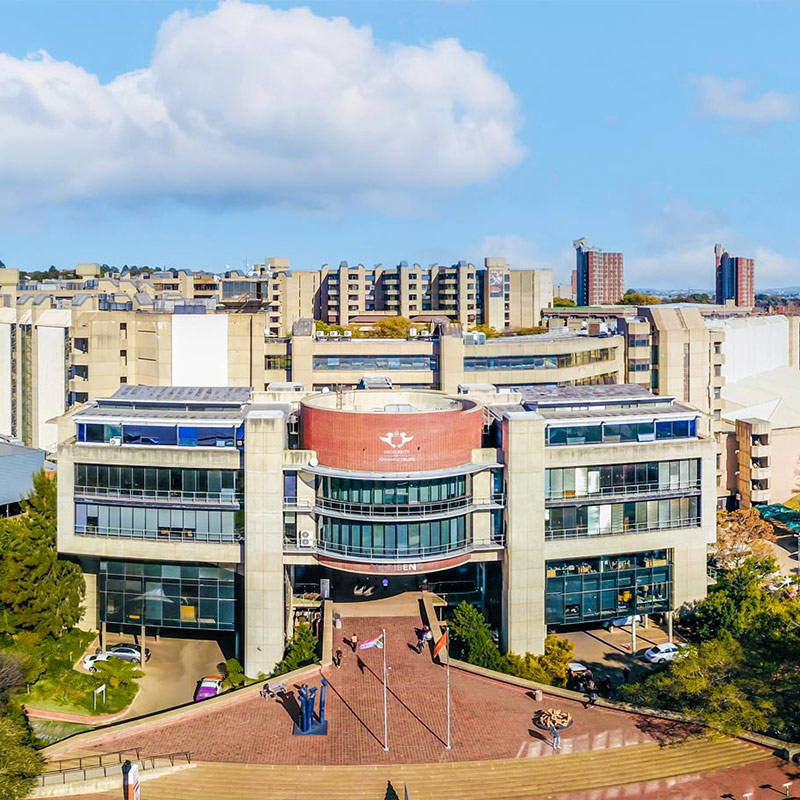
(359, 633, 384, 650)
(433, 629, 448, 660)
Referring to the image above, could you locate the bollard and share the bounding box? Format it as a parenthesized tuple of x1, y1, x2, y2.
(534, 689, 543, 702)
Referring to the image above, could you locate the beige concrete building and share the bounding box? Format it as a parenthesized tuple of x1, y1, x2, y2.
(57, 383, 714, 676)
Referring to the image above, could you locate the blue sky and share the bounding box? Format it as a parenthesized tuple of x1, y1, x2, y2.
(0, 1, 798, 289)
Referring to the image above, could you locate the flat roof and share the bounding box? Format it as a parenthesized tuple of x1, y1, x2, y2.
(520, 384, 659, 404)
(302, 389, 476, 414)
(108, 386, 252, 404)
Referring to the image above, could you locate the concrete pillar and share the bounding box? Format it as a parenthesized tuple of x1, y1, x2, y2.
(243, 410, 287, 676)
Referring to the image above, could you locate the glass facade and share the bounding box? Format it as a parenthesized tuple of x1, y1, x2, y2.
(75, 503, 242, 543)
(545, 418, 696, 446)
(464, 348, 615, 372)
(312, 355, 438, 371)
(319, 516, 468, 560)
(74, 464, 242, 503)
(99, 561, 236, 630)
(545, 459, 700, 500)
(76, 422, 244, 448)
(545, 496, 699, 539)
(545, 550, 672, 625)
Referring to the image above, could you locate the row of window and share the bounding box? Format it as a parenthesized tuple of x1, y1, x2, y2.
(546, 552, 672, 625)
(318, 516, 468, 559)
(545, 459, 700, 500)
(312, 355, 438, 371)
(317, 475, 468, 506)
(463, 348, 616, 372)
(75, 503, 242, 543)
(77, 423, 244, 449)
(545, 418, 697, 447)
(545, 497, 699, 539)
(99, 561, 235, 631)
(75, 464, 242, 500)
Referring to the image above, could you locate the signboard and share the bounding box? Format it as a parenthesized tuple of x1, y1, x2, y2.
(489, 269, 504, 298)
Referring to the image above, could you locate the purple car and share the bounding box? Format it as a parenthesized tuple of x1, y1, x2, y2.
(194, 676, 223, 702)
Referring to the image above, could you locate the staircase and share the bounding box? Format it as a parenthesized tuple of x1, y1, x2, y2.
(141, 736, 772, 800)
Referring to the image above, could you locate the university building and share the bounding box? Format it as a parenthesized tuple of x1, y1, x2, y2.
(56, 383, 715, 676)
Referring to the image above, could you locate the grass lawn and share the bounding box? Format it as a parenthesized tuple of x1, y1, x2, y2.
(30, 720, 92, 747)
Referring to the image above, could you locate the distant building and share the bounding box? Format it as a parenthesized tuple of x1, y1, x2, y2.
(0, 441, 45, 516)
(573, 238, 624, 306)
(714, 244, 754, 307)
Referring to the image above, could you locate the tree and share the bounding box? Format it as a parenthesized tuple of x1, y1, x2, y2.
(273, 621, 319, 676)
(714, 509, 776, 568)
(0, 472, 85, 637)
(504, 635, 574, 686)
(93, 658, 142, 691)
(368, 316, 412, 339)
(473, 324, 501, 339)
(619, 291, 661, 305)
(448, 602, 509, 673)
(514, 326, 548, 336)
(620, 636, 775, 735)
(553, 297, 576, 307)
(666, 293, 712, 304)
(0, 716, 42, 800)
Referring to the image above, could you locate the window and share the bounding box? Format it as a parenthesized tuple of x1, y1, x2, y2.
(313, 355, 438, 371)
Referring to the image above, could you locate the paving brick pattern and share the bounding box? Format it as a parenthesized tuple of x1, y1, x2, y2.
(89, 616, 673, 766)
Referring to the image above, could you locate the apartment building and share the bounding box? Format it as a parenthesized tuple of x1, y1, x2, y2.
(573, 238, 624, 306)
(715, 243, 755, 308)
(57, 383, 714, 676)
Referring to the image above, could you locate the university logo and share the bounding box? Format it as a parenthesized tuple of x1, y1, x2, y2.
(379, 431, 414, 450)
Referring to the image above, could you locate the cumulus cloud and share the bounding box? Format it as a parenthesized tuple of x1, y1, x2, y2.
(0, 1, 523, 213)
(472, 235, 574, 274)
(692, 76, 797, 123)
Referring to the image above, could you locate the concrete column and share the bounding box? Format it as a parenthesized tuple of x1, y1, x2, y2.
(243, 410, 287, 676)
(502, 413, 547, 656)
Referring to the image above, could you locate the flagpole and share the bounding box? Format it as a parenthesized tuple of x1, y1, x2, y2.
(382, 627, 389, 752)
(446, 635, 451, 750)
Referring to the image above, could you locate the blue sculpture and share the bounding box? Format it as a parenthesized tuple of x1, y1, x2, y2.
(292, 679, 329, 736)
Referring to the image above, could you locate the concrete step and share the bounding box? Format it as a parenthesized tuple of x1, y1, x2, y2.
(138, 738, 772, 800)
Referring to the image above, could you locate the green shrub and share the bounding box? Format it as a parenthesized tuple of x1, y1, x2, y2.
(273, 621, 318, 676)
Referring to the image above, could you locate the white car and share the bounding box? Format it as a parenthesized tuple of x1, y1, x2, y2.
(644, 642, 685, 664)
(83, 652, 114, 672)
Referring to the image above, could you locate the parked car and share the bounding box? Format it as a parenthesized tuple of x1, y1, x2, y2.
(108, 643, 151, 662)
(83, 644, 151, 672)
(194, 676, 224, 702)
(644, 642, 686, 664)
(603, 614, 643, 630)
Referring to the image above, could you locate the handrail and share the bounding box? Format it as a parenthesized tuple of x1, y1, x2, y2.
(75, 525, 241, 544)
(40, 751, 191, 786)
(312, 493, 504, 518)
(47, 747, 141, 774)
(545, 480, 700, 502)
(74, 486, 242, 505)
(545, 516, 701, 540)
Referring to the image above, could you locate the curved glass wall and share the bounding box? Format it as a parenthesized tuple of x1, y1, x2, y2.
(317, 475, 469, 516)
(319, 516, 468, 560)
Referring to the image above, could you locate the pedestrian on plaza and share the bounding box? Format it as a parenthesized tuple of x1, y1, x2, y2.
(349, 633, 359, 652)
(584, 668, 593, 683)
(600, 676, 613, 698)
(415, 630, 426, 654)
(424, 627, 433, 651)
(587, 680, 598, 708)
(334, 647, 343, 668)
(622, 667, 630, 684)
(551, 726, 562, 751)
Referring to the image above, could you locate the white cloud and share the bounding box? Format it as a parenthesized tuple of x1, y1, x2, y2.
(627, 198, 800, 289)
(472, 235, 574, 275)
(692, 76, 797, 123)
(0, 2, 523, 213)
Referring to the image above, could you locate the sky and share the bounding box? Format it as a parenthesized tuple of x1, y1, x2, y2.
(0, 0, 798, 289)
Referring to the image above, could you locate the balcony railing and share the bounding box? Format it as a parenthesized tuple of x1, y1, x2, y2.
(310, 494, 504, 519)
(545, 516, 701, 541)
(545, 480, 701, 503)
(74, 486, 242, 506)
(75, 525, 241, 544)
(284, 533, 505, 561)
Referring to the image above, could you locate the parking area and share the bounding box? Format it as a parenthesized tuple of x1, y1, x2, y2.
(80, 633, 226, 718)
(562, 619, 685, 689)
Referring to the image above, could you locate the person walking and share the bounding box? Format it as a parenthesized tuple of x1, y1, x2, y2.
(334, 647, 343, 668)
(622, 667, 630, 684)
(551, 726, 562, 751)
(415, 630, 426, 654)
(600, 676, 612, 698)
(424, 627, 434, 650)
(587, 680, 598, 708)
(349, 633, 359, 652)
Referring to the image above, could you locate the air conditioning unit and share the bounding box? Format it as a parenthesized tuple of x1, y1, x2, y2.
(409, 327, 418, 337)
(298, 529, 315, 548)
(109, 437, 121, 446)
(343, 330, 352, 338)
